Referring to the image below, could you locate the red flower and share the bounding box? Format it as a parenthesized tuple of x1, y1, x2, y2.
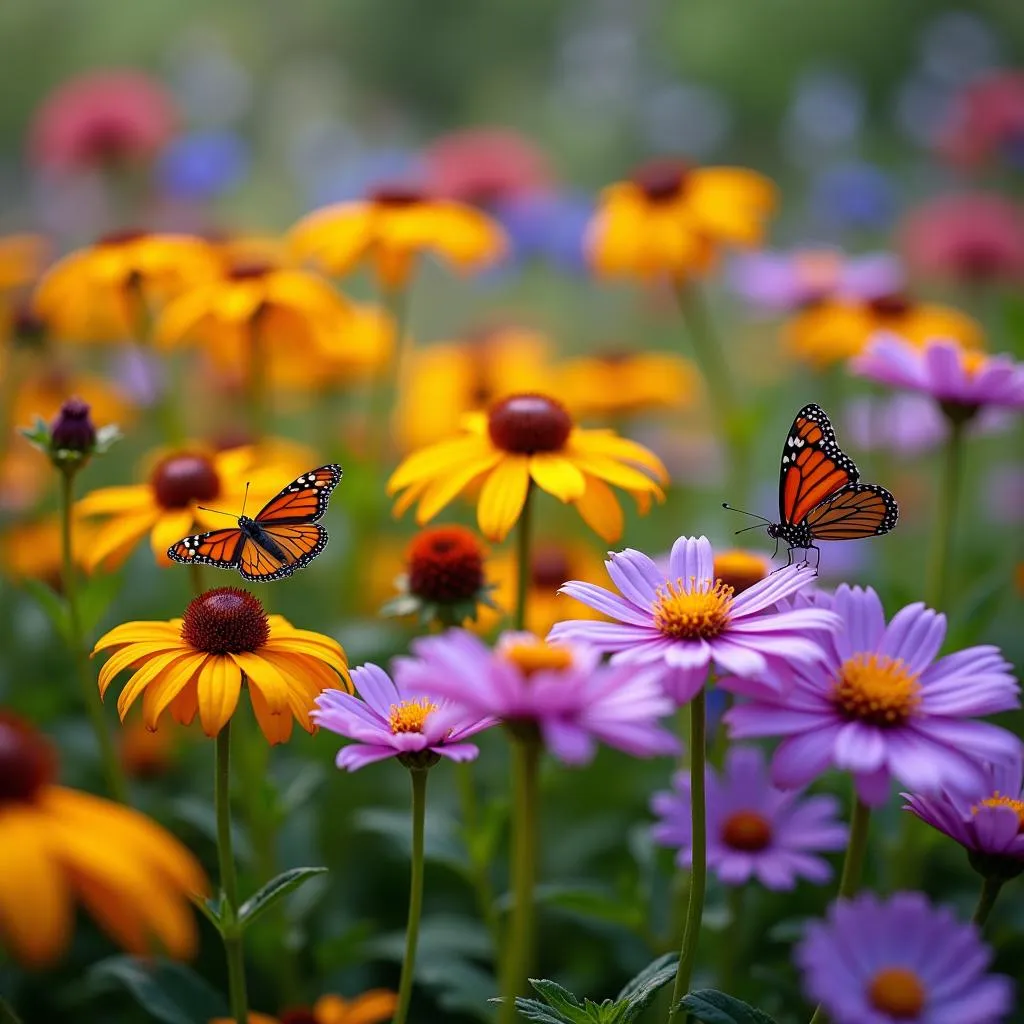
(939, 70, 1024, 169)
(29, 70, 178, 172)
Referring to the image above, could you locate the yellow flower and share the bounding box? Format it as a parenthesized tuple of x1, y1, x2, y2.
(0, 234, 48, 293)
(211, 989, 397, 1024)
(0, 514, 96, 587)
(387, 393, 668, 542)
(93, 587, 351, 743)
(33, 230, 219, 343)
(0, 712, 206, 967)
(290, 186, 507, 290)
(588, 158, 777, 280)
(784, 294, 983, 369)
(75, 442, 310, 572)
(0, 436, 50, 514)
(712, 549, 772, 595)
(555, 350, 699, 420)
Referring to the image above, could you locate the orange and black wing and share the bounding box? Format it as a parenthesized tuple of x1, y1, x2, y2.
(167, 528, 245, 568)
(778, 404, 859, 528)
(804, 484, 899, 540)
(253, 464, 342, 525)
(237, 523, 328, 582)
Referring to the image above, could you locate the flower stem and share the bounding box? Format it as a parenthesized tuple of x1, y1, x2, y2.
(392, 767, 429, 1024)
(971, 875, 1004, 929)
(59, 469, 126, 803)
(0, 995, 23, 1024)
(514, 483, 535, 632)
(667, 688, 707, 1023)
(215, 723, 249, 1024)
(499, 733, 542, 1024)
(925, 418, 965, 612)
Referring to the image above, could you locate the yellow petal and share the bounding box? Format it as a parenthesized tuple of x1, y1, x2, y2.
(289, 203, 375, 276)
(142, 654, 206, 730)
(98, 641, 184, 698)
(195, 655, 242, 736)
(149, 510, 195, 564)
(528, 453, 586, 502)
(685, 167, 777, 247)
(565, 451, 665, 495)
(94, 620, 182, 653)
(414, 450, 503, 523)
(573, 476, 624, 542)
(76, 485, 153, 516)
(386, 435, 490, 493)
(248, 679, 294, 745)
(116, 651, 198, 722)
(569, 430, 669, 482)
(476, 457, 530, 541)
(230, 651, 290, 715)
(85, 511, 160, 574)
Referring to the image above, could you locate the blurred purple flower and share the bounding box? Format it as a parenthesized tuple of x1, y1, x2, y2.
(811, 161, 897, 232)
(110, 348, 163, 407)
(796, 892, 1013, 1024)
(652, 745, 848, 890)
(157, 130, 249, 200)
(725, 585, 1021, 806)
(493, 191, 593, 273)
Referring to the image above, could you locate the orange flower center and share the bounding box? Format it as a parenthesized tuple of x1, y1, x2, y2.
(407, 526, 485, 602)
(652, 577, 734, 640)
(832, 654, 921, 727)
(867, 966, 926, 1018)
(370, 184, 427, 207)
(531, 544, 572, 590)
(712, 550, 770, 596)
(503, 639, 575, 677)
(151, 453, 221, 509)
(487, 393, 572, 454)
(721, 810, 773, 851)
(0, 712, 55, 805)
(959, 350, 987, 379)
(389, 698, 438, 734)
(631, 158, 691, 202)
(973, 794, 1024, 832)
(227, 261, 274, 281)
(868, 293, 913, 320)
(181, 587, 270, 654)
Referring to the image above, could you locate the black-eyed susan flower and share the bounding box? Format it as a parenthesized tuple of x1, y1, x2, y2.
(33, 230, 218, 343)
(0, 515, 95, 588)
(387, 393, 667, 542)
(12, 361, 136, 432)
(211, 989, 398, 1024)
(587, 157, 777, 280)
(712, 548, 772, 595)
(0, 711, 206, 967)
(94, 587, 351, 743)
(290, 185, 507, 291)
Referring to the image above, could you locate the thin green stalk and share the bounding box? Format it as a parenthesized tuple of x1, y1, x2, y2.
(456, 761, 501, 949)
(971, 876, 1004, 928)
(393, 767, 430, 1024)
(499, 734, 541, 1024)
(215, 723, 249, 1024)
(0, 995, 23, 1024)
(667, 689, 707, 1023)
(59, 470, 126, 803)
(925, 418, 965, 612)
(514, 484, 535, 632)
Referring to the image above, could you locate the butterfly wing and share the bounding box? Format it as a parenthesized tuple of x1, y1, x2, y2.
(253, 464, 342, 525)
(237, 523, 327, 582)
(779, 404, 860, 527)
(167, 528, 245, 568)
(804, 484, 899, 540)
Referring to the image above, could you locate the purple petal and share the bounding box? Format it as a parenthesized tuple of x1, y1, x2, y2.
(558, 581, 654, 625)
(543, 719, 598, 765)
(351, 663, 401, 717)
(668, 535, 713, 582)
(606, 549, 663, 607)
(708, 637, 768, 680)
(336, 743, 399, 770)
(771, 728, 841, 788)
(732, 564, 818, 616)
(548, 620, 658, 650)
(879, 602, 946, 675)
(831, 585, 885, 660)
(662, 665, 708, 705)
(726, 704, 830, 738)
(833, 721, 888, 773)
(854, 767, 892, 805)
(436, 742, 480, 763)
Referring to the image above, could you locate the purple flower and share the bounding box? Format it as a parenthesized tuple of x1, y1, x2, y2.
(852, 335, 1024, 414)
(548, 536, 839, 704)
(652, 746, 848, 890)
(796, 892, 1013, 1024)
(725, 585, 1021, 806)
(394, 630, 679, 765)
(313, 663, 493, 771)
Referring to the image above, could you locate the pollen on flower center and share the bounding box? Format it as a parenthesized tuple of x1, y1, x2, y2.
(973, 793, 1024, 832)
(388, 698, 438, 734)
(652, 577, 734, 640)
(181, 587, 270, 654)
(503, 639, 575, 677)
(0, 712, 56, 805)
(631, 158, 690, 202)
(867, 966, 926, 1018)
(721, 810, 773, 852)
(151, 453, 221, 509)
(407, 526, 485, 602)
(487, 393, 572, 454)
(832, 654, 921, 727)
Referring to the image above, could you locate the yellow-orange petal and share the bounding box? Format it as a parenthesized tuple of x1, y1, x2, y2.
(248, 679, 294, 745)
(316, 990, 399, 1024)
(527, 452, 587, 502)
(230, 651, 291, 715)
(85, 510, 161, 574)
(413, 450, 504, 523)
(476, 457, 530, 541)
(573, 476, 625, 542)
(116, 651, 200, 722)
(685, 167, 777, 247)
(98, 640, 184, 698)
(566, 450, 664, 495)
(141, 657, 205, 731)
(386, 434, 491, 493)
(150, 510, 195, 565)
(76, 484, 154, 516)
(94, 620, 183, 653)
(569, 430, 670, 481)
(195, 655, 243, 736)
(289, 203, 375, 276)
(169, 683, 199, 727)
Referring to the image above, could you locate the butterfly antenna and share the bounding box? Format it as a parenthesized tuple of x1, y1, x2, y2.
(721, 502, 773, 525)
(733, 522, 767, 536)
(240, 481, 251, 517)
(195, 505, 236, 518)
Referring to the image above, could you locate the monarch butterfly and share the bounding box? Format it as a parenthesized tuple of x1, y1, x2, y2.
(168, 464, 342, 581)
(724, 404, 897, 566)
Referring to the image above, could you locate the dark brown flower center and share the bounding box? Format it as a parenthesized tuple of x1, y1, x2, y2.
(0, 712, 56, 805)
(150, 453, 221, 509)
(227, 261, 275, 281)
(531, 544, 571, 590)
(280, 1009, 319, 1024)
(488, 394, 572, 454)
(370, 184, 427, 207)
(181, 587, 270, 654)
(50, 396, 96, 452)
(720, 810, 773, 851)
(97, 228, 148, 247)
(407, 526, 485, 602)
(631, 158, 691, 202)
(868, 293, 912, 319)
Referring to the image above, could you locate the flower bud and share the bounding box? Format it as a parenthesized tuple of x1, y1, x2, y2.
(49, 397, 96, 453)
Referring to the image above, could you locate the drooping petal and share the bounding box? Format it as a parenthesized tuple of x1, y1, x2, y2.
(476, 456, 530, 541)
(572, 476, 624, 541)
(195, 656, 243, 736)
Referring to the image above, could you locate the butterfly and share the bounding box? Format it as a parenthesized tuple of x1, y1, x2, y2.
(725, 404, 897, 566)
(167, 464, 342, 582)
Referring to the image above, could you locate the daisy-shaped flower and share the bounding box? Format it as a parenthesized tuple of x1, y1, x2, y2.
(93, 587, 351, 744)
(0, 712, 206, 967)
(396, 630, 679, 765)
(796, 892, 1013, 1024)
(652, 746, 848, 890)
(587, 157, 777, 280)
(548, 536, 837, 704)
(289, 184, 507, 292)
(725, 585, 1021, 806)
(313, 662, 492, 771)
(387, 393, 668, 542)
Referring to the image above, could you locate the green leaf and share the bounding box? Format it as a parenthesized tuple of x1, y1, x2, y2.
(189, 892, 222, 928)
(679, 989, 778, 1024)
(238, 866, 328, 928)
(536, 884, 644, 930)
(86, 956, 227, 1024)
(615, 952, 678, 1020)
(22, 579, 71, 642)
(510, 998, 570, 1024)
(529, 979, 586, 1017)
(77, 569, 124, 634)
(93, 424, 122, 454)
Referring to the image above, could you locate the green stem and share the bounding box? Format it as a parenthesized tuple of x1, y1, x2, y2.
(667, 689, 707, 1023)
(499, 734, 541, 1024)
(514, 484, 535, 632)
(392, 767, 429, 1024)
(215, 724, 249, 1024)
(456, 761, 501, 949)
(925, 418, 965, 612)
(971, 876, 1004, 929)
(0, 995, 22, 1024)
(59, 470, 127, 803)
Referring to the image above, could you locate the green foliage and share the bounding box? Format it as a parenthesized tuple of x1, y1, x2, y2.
(237, 866, 329, 928)
(85, 957, 227, 1024)
(679, 989, 779, 1024)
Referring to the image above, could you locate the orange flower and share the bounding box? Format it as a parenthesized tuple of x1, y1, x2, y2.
(211, 990, 397, 1024)
(0, 234, 48, 293)
(0, 436, 50, 514)
(0, 514, 96, 587)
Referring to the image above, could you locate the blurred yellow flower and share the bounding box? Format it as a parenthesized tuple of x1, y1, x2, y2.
(33, 230, 219, 343)
(784, 294, 983, 369)
(388, 393, 668, 542)
(94, 587, 351, 743)
(290, 186, 507, 291)
(0, 437, 50, 515)
(712, 548, 772, 594)
(0, 514, 95, 587)
(211, 990, 397, 1024)
(588, 158, 776, 280)
(119, 713, 178, 780)
(12, 364, 135, 431)
(0, 712, 206, 967)
(0, 234, 48, 293)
